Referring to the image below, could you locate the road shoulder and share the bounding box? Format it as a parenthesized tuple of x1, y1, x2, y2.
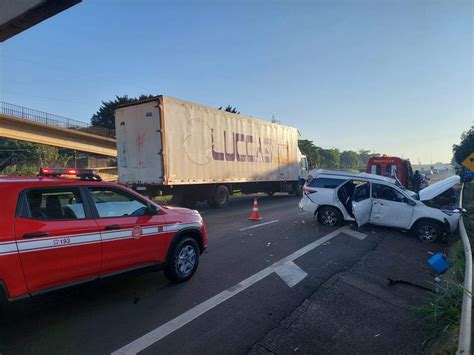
(250, 227, 444, 354)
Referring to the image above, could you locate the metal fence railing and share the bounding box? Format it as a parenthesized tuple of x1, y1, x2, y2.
(457, 183, 472, 354)
(0, 101, 115, 138)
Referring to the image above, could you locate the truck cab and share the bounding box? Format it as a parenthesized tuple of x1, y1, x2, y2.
(366, 156, 413, 189)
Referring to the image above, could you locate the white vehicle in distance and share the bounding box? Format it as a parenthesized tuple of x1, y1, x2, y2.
(298, 169, 462, 242)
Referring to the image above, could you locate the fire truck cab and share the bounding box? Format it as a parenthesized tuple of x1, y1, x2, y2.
(366, 156, 414, 189)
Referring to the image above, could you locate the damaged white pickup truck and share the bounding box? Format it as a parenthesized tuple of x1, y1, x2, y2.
(298, 170, 462, 242)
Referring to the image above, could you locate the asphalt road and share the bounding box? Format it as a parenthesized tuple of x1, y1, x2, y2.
(0, 193, 441, 354)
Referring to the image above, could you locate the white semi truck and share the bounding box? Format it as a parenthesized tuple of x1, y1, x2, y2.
(115, 96, 308, 208)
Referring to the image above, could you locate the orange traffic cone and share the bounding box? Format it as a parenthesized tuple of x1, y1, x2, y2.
(249, 198, 263, 221)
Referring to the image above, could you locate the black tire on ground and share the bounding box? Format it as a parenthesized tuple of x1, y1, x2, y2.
(164, 237, 200, 282)
(411, 220, 443, 243)
(317, 206, 343, 226)
(0, 288, 6, 310)
(207, 185, 230, 208)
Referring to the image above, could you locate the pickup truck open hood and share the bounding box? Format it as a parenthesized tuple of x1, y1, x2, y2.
(418, 175, 460, 201)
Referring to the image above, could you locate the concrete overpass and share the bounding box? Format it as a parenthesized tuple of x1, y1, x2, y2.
(0, 102, 117, 157)
(1, 0, 81, 42)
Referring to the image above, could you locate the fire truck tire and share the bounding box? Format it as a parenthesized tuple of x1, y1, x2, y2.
(164, 237, 200, 282)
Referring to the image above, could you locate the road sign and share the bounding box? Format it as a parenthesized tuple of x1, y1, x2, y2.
(462, 152, 474, 171)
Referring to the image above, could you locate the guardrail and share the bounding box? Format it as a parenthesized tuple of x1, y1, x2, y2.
(457, 182, 472, 354)
(0, 101, 115, 138)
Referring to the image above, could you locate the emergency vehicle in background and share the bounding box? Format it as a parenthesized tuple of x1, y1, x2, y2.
(0, 168, 207, 302)
(366, 156, 413, 189)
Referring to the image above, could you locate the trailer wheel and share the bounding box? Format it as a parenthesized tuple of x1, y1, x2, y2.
(207, 185, 230, 208)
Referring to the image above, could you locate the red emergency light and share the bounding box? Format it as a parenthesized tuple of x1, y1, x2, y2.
(39, 167, 101, 180)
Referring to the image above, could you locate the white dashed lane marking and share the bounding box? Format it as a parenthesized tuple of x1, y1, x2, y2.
(341, 226, 368, 240)
(239, 220, 279, 231)
(273, 261, 308, 287)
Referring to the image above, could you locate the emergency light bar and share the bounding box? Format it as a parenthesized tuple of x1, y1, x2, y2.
(39, 167, 101, 180)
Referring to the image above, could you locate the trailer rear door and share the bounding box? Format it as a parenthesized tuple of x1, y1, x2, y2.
(115, 100, 164, 185)
(278, 144, 290, 179)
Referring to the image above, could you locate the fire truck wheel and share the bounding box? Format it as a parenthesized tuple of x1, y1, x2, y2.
(164, 237, 200, 282)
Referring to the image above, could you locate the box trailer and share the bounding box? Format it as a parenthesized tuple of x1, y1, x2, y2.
(115, 96, 308, 208)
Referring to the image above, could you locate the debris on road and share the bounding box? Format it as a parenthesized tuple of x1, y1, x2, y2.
(427, 253, 449, 273)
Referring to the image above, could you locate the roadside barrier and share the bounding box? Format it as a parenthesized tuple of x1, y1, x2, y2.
(457, 183, 472, 354)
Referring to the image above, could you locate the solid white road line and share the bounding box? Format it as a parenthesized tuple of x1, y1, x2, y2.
(273, 261, 308, 287)
(239, 220, 279, 231)
(111, 226, 352, 355)
(341, 227, 367, 240)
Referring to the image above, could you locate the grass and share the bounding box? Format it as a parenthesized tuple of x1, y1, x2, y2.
(461, 181, 474, 237)
(153, 195, 173, 204)
(416, 182, 473, 353)
(416, 241, 465, 353)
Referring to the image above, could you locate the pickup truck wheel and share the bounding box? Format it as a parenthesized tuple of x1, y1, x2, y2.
(164, 237, 200, 282)
(412, 221, 442, 243)
(317, 206, 343, 226)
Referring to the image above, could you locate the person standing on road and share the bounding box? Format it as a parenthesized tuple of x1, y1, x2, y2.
(412, 170, 422, 192)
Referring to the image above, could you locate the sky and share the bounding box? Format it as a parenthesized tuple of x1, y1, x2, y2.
(0, 0, 472, 163)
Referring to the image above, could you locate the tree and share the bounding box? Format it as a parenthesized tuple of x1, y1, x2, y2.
(452, 126, 474, 165)
(91, 94, 155, 130)
(218, 105, 240, 114)
(0, 138, 37, 171)
(358, 149, 379, 166)
(340, 150, 361, 169)
(319, 148, 340, 168)
(298, 139, 321, 169)
(0, 138, 72, 176)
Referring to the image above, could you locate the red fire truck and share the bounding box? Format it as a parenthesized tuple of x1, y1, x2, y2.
(366, 156, 414, 188)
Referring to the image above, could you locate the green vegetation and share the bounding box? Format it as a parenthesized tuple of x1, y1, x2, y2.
(154, 195, 173, 204)
(218, 105, 240, 114)
(416, 241, 465, 340)
(91, 94, 155, 130)
(0, 138, 72, 176)
(298, 139, 379, 170)
(417, 181, 473, 353)
(452, 126, 474, 166)
(461, 182, 474, 237)
(415, 125, 474, 353)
